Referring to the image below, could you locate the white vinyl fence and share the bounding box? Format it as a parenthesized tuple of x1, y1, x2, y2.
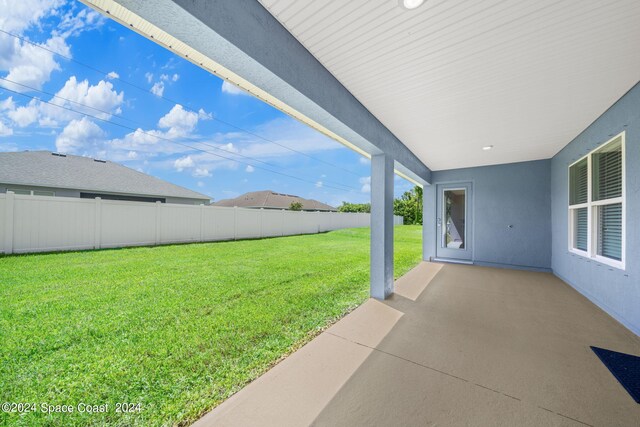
(0, 192, 403, 254)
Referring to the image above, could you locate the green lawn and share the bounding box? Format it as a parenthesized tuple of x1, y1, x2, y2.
(0, 226, 422, 427)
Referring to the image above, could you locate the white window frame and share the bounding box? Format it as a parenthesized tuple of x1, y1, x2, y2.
(568, 132, 625, 270)
(7, 188, 55, 197)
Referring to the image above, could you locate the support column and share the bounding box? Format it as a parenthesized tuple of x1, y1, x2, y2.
(370, 154, 394, 300)
(422, 183, 435, 262)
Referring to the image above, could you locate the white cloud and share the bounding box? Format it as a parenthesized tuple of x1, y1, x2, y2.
(221, 80, 249, 96)
(197, 181, 205, 188)
(359, 176, 371, 193)
(55, 117, 105, 154)
(359, 157, 370, 165)
(220, 142, 239, 153)
(1, 35, 70, 91)
(50, 76, 123, 119)
(44, 112, 343, 181)
(158, 104, 200, 136)
(88, 116, 335, 173)
(198, 108, 212, 120)
(0, 120, 13, 137)
(103, 104, 211, 162)
(117, 128, 166, 147)
(245, 165, 254, 173)
(55, 6, 105, 38)
(150, 81, 164, 97)
(193, 168, 211, 177)
(0, 0, 63, 33)
(160, 73, 179, 82)
(4, 76, 124, 127)
(174, 155, 194, 171)
(315, 181, 323, 188)
(0, 1, 104, 92)
(7, 99, 38, 127)
(144, 72, 153, 84)
(39, 116, 57, 127)
(122, 117, 343, 175)
(0, 97, 15, 111)
(106, 71, 119, 79)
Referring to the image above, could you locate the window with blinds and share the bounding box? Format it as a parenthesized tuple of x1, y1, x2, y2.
(569, 158, 588, 205)
(573, 207, 588, 251)
(568, 133, 624, 269)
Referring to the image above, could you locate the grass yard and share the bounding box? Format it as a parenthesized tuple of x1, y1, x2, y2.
(0, 226, 422, 427)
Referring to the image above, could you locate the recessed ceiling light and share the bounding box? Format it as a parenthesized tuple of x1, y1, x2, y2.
(399, 0, 425, 10)
(482, 145, 494, 151)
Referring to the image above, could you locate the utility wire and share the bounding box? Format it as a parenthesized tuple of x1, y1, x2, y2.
(0, 85, 357, 193)
(0, 76, 357, 191)
(0, 27, 362, 177)
(0, 76, 140, 124)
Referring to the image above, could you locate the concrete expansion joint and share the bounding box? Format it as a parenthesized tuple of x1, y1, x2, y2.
(536, 406, 593, 427)
(324, 330, 594, 427)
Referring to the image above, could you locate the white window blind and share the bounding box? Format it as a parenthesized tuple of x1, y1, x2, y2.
(568, 133, 624, 269)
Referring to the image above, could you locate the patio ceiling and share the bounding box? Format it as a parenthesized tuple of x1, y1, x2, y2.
(258, 0, 640, 170)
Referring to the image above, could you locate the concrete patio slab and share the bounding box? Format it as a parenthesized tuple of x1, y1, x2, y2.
(192, 332, 375, 427)
(194, 262, 640, 427)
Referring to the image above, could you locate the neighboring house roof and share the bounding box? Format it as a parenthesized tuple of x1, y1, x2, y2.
(0, 151, 210, 201)
(214, 190, 337, 211)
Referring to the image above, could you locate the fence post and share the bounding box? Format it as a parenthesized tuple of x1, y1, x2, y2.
(199, 204, 204, 243)
(281, 209, 285, 236)
(155, 201, 162, 245)
(233, 206, 238, 240)
(316, 211, 320, 233)
(94, 197, 102, 249)
(259, 208, 264, 238)
(4, 191, 15, 254)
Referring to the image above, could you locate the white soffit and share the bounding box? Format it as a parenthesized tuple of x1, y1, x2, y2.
(259, 0, 640, 171)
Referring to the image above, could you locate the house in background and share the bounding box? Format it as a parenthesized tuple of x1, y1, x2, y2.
(0, 151, 210, 205)
(214, 190, 337, 211)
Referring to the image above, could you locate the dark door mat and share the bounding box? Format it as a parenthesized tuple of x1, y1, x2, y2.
(591, 346, 640, 403)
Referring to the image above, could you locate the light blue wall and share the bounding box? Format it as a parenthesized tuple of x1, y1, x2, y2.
(551, 82, 640, 336)
(424, 160, 552, 271)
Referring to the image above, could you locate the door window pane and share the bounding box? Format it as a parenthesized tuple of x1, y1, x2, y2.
(443, 189, 465, 249)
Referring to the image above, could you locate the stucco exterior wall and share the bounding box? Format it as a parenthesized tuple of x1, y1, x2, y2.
(550, 82, 640, 335)
(424, 160, 552, 271)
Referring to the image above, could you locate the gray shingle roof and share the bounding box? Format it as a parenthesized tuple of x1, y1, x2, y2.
(0, 151, 210, 201)
(214, 190, 336, 211)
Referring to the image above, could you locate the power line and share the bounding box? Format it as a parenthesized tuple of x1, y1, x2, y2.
(0, 76, 357, 191)
(0, 76, 139, 124)
(0, 85, 358, 193)
(0, 27, 362, 177)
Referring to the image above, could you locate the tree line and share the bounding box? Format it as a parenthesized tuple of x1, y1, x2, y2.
(337, 186, 423, 225)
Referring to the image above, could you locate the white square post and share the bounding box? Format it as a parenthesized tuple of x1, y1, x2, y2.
(370, 154, 394, 299)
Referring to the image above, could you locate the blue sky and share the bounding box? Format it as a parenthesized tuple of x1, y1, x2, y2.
(0, 0, 414, 206)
